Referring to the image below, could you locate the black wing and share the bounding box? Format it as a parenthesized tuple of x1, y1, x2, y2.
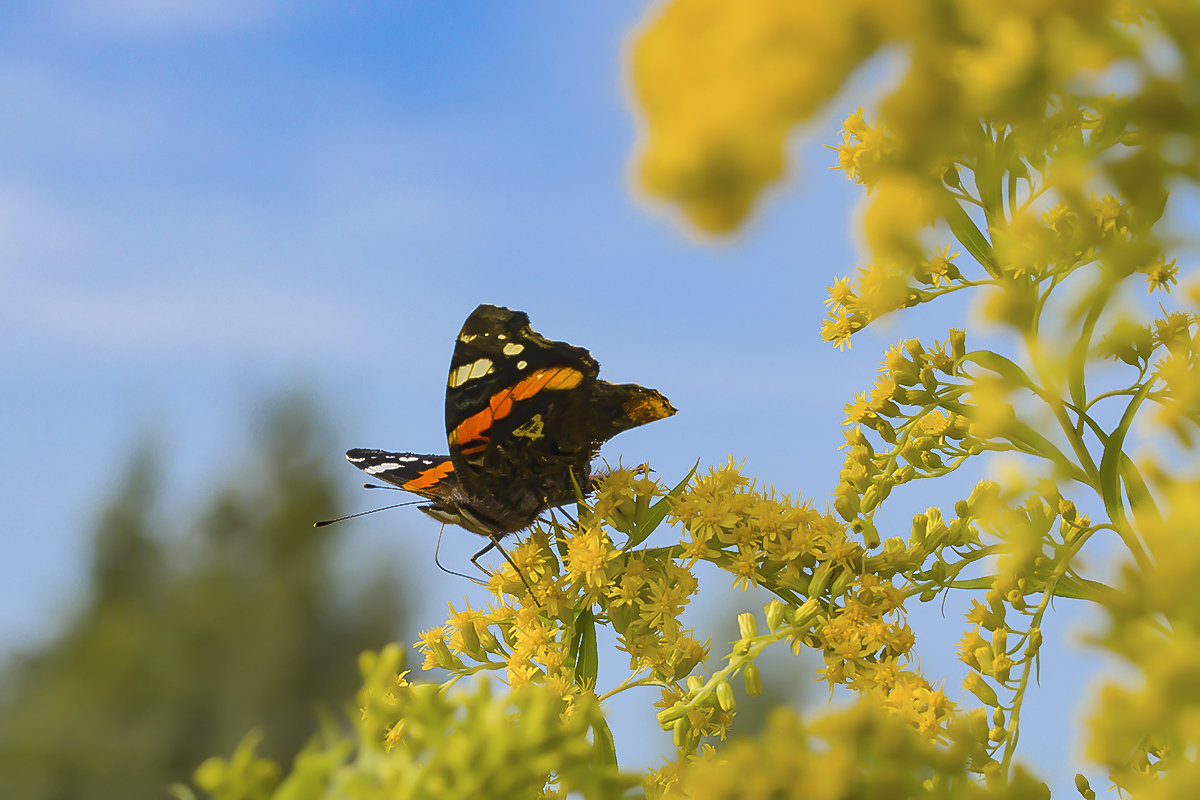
(443, 304, 675, 518)
(444, 305, 598, 500)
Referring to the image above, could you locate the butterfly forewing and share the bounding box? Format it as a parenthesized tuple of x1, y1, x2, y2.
(444, 305, 600, 496)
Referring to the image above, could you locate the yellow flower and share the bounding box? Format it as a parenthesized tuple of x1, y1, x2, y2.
(918, 410, 952, 437)
(1093, 193, 1126, 234)
(415, 626, 459, 671)
(640, 579, 687, 634)
(855, 262, 911, 319)
(821, 307, 863, 349)
(922, 246, 962, 287)
(564, 524, 619, 597)
(843, 392, 874, 425)
(383, 720, 406, 752)
(680, 528, 717, 564)
(608, 573, 645, 609)
(954, 12, 1038, 113)
(1042, 201, 1075, 234)
(727, 549, 759, 589)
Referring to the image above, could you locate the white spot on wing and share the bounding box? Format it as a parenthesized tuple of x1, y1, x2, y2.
(502, 342, 524, 356)
(448, 357, 495, 387)
(517, 360, 527, 370)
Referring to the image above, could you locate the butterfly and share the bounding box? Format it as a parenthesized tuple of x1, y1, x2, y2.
(328, 304, 675, 589)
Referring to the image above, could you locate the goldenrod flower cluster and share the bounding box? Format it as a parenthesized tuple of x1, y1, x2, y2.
(192, 644, 635, 800)
(411, 461, 958, 770)
(649, 702, 1048, 800)
(1089, 480, 1200, 796)
(631, 0, 1196, 254)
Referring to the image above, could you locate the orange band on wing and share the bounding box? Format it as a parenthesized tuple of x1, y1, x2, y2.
(450, 366, 584, 449)
(402, 459, 455, 491)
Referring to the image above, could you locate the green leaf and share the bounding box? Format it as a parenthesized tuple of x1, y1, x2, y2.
(1005, 421, 1090, 484)
(1119, 451, 1161, 524)
(943, 200, 995, 272)
(624, 462, 697, 550)
(962, 351, 1037, 393)
(947, 575, 1116, 603)
(573, 607, 599, 688)
(1075, 406, 1161, 524)
(1066, 280, 1115, 412)
(1099, 381, 1152, 527)
(940, 399, 1089, 484)
(591, 715, 619, 767)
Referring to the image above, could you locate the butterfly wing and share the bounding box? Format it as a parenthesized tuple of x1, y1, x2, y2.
(345, 449, 458, 500)
(443, 304, 677, 529)
(444, 305, 602, 517)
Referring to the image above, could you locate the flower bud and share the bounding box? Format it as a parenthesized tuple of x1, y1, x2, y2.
(743, 662, 763, 697)
(457, 621, 484, 661)
(830, 568, 854, 597)
(737, 612, 758, 640)
(792, 598, 822, 628)
(672, 716, 690, 748)
(949, 328, 966, 360)
(963, 672, 999, 706)
(716, 680, 736, 712)
(656, 703, 690, 727)
(973, 646, 995, 675)
(478, 628, 501, 654)
(834, 489, 861, 522)
(911, 513, 929, 541)
(765, 600, 785, 632)
(1025, 627, 1042, 657)
(808, 562, 832, 597)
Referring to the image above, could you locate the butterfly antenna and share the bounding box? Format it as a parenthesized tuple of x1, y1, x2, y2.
(362, 482, 401, 490)
(434, 524, 488, 585)
(313, 500, 423, 527)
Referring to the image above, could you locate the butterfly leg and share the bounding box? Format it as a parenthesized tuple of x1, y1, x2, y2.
(436, 525, 488, 585)
(475, 535, 543, 609)
(468, 539, 497, 573)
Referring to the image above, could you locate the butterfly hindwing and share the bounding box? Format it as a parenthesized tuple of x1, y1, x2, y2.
(344, 449, 457, 502)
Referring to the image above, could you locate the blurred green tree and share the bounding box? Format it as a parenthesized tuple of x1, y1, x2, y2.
(0, 394, 410, 800)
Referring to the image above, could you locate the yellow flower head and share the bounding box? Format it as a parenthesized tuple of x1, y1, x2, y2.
(564, 524, 619, 598)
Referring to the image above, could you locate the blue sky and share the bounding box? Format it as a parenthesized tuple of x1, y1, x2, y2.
(1, 0, 1103, 789)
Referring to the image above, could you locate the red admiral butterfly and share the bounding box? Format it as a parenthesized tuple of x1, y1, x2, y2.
(331, 304, 675, 585)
